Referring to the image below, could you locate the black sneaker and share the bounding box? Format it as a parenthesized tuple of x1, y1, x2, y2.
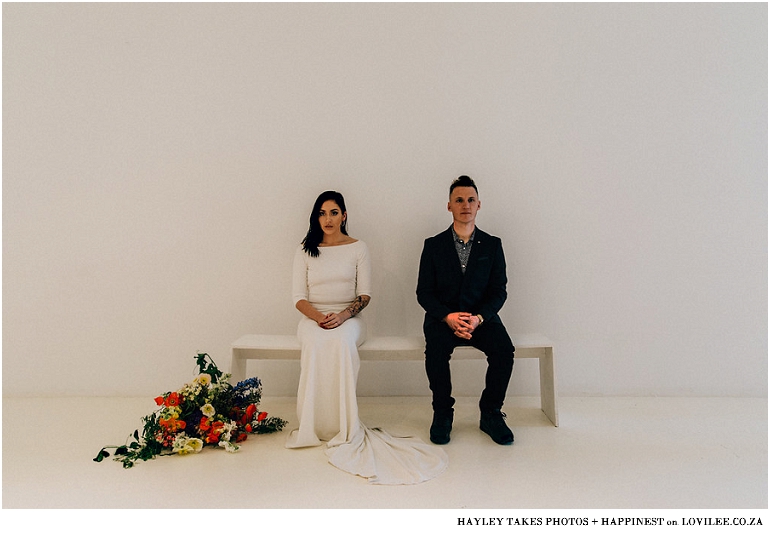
(480, 410, 514, 445)
(430, 410, 453, 445)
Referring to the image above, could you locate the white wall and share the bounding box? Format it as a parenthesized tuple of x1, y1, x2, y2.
(3, 3, 766, 398)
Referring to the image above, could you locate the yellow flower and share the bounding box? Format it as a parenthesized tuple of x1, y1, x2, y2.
(187, 438, 203, 453)
(195, 374, 212, 387)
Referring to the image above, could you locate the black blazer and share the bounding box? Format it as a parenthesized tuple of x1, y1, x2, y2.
(416, 226, 508, 328)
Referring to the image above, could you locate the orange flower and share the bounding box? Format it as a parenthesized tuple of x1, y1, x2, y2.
(199, 417, 210, 432)
(160, 415, 186, 433)
(165, 392, 181, 407)
(211, 421, 225, 433)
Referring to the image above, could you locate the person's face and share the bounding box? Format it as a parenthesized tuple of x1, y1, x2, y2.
(318, 200, 346, 236)
(447, 186, 480, 224)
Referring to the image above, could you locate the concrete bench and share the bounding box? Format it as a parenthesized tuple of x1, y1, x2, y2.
(231, 333, 558, 426)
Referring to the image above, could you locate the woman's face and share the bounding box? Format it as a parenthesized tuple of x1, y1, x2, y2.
(318, 200, 346, 237)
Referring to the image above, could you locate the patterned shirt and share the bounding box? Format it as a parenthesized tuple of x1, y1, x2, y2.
(452, 227, 476, 274)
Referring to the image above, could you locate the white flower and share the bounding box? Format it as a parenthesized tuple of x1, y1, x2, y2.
(220, 421, 237, 442)
(219, 440, 239, 453)
(172, 434, 189, 453)
(183, 381, 202, 395)
(195, 373, 212, 387)
(172, 434, 203, 456)
(201, 403, 216, 417)
(207, 380, 229, 397)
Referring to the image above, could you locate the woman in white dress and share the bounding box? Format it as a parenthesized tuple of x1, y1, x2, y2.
(287, 191, 447, 484)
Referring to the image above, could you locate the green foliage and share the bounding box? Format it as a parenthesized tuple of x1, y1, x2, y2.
(195, 352, 223, 383)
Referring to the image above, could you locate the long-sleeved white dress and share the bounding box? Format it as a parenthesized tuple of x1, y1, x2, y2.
(287, 241, 447, 484)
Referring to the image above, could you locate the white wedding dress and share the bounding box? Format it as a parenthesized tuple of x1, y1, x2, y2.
(287, 241, 448, 484)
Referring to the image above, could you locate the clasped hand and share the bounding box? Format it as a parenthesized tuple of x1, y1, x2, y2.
(444, 312, 480, 339)
(319, 311, 348, 329)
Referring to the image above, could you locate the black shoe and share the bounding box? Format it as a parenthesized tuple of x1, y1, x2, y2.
(480, 410, 514, 445)
(430, 410, 453, 445)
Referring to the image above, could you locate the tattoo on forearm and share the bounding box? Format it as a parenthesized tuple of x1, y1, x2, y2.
(344, 295, 370, 318)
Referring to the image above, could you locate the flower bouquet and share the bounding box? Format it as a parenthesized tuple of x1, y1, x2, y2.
(94, 353, 287, 468)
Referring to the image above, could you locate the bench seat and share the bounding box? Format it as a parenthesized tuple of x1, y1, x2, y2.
(231, 333, 558, 426)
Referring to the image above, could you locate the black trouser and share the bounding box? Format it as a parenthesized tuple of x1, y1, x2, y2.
(424, 320, 515, 414)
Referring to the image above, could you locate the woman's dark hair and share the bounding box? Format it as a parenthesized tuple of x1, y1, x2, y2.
(302, 190, 348, 257)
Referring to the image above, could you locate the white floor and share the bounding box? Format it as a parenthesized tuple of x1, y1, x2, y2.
(2, 395, 767, 523)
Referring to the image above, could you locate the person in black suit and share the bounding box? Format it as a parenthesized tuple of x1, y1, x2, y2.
(416, 175, 515, 445)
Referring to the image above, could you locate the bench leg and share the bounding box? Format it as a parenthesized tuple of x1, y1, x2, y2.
(230, 349, 247, 384)
(538, 347, 559, 427)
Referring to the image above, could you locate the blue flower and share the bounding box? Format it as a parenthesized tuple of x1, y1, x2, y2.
(235, 377, 262, 390)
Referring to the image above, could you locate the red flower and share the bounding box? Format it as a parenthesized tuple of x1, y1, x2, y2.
(154, 396, 165, 406)
(245, 424, 253, 433)
(246, 404, 257, 420)
(202, 420, 224, 443)
(257, 412, 267, 422)
(165, 392, 181, 407)
(235, 432, 248, 443)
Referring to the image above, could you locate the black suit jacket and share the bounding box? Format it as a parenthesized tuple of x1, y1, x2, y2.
(416, 226, 508, 328)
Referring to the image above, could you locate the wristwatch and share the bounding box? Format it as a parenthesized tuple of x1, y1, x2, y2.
(476, 314, 484, 325)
